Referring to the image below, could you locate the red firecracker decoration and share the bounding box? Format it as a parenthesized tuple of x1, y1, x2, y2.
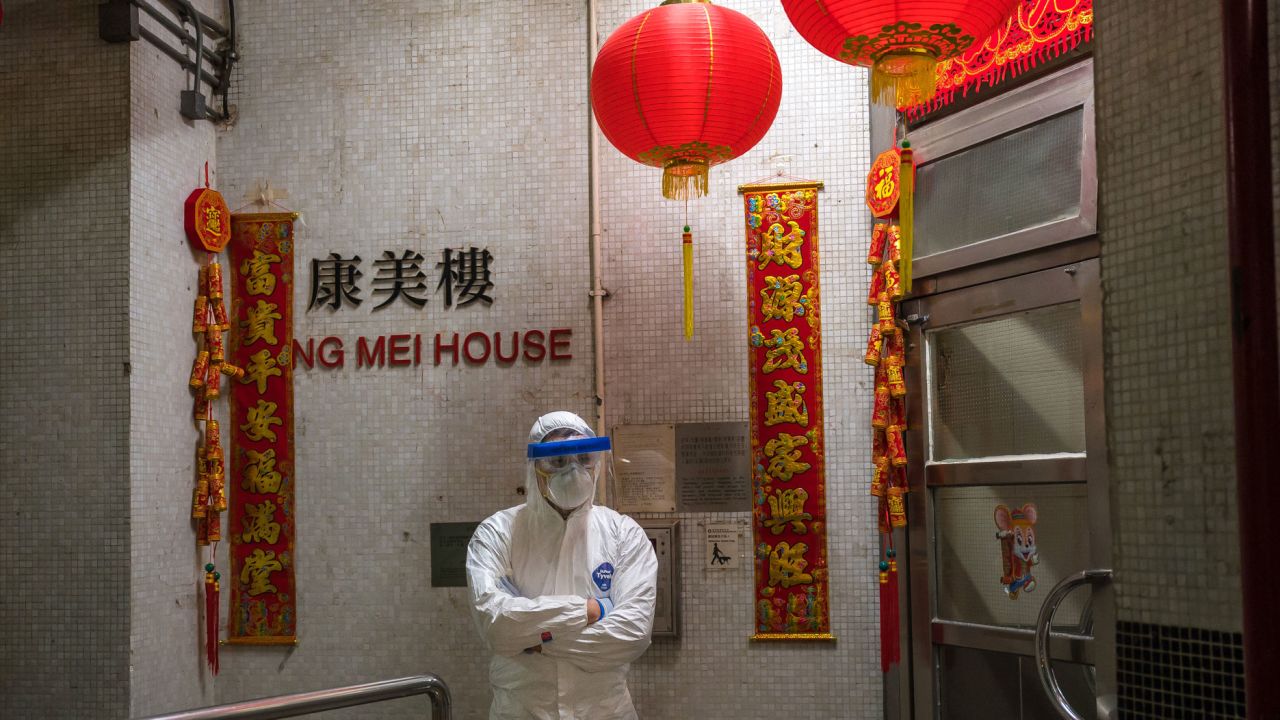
(191, 259, 231, 676)
(186, 163, 237, 675)
(590, 0, 782, 200)
(780, 0, 1020, 107)
(864, 154, 915, 673)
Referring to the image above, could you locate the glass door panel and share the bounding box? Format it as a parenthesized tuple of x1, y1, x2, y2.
(903, 259, 1114, 720)
(937, 646, 1098, 720)
(929, 302, 1085, 462)
(934, 484, 1090, 629)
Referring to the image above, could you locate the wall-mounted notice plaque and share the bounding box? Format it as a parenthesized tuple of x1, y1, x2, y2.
(613, 422, 751, 514)
(613, 424, 678, 513)
(675, 422, 751, 513)
(430, 521, 480, 588)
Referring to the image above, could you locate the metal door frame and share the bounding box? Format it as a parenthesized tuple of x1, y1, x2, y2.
(901, 258, 1114, 719)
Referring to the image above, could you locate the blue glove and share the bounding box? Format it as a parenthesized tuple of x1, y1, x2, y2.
(597, 596, 615, 619)
(498, 576, 523, 597)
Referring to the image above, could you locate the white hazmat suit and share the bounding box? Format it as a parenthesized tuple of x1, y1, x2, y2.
(466, 412, 658, 720)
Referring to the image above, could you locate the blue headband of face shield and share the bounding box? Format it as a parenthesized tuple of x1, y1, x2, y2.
(526, 436, 612, 459)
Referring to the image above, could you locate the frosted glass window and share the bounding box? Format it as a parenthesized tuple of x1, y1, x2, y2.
(934, 484, 1090, 629)
(915, 108, 1084, 259)
(928, 302, 1084, 461)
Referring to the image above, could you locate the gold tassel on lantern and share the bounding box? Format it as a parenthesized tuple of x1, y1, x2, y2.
(871, 49, 938, 108)
(663, 159, 709, 201)
(898, 141, 915, 293)
(682, 226, 694, 339)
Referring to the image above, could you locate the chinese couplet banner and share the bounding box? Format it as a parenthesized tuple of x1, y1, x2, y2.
(741, 183, 832, 640)
(227, 212, 298, 644)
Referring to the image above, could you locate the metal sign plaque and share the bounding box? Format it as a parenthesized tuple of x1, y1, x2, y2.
(430, 521, 480, 588)
(613, 424, 678, 513)
(675, 422, 751, 513)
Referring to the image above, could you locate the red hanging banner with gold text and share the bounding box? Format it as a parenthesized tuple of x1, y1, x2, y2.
(741, 182, 833, 640)
(227, 212, 298, 645)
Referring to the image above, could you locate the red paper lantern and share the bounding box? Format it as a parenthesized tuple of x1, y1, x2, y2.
(591, 0, 782, 200)
(780, 0, 1020, 107)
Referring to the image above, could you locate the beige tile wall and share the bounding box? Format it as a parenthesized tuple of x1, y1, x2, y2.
(1094, 0, 1242, 632)
(0, 2, 133, 717)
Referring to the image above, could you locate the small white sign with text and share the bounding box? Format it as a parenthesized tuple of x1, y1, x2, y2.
(705, 521, 741, 570)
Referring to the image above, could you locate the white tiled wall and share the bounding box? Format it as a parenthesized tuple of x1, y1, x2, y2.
(212, 1, 880, 718)
(1094, 0, 1243, 632)
(600, 0, 880, 716)
(0, 0, 1262, 714)
(0, 2, 133, 717)
(0, 1, 878, 717)
(127, 0, 225, 715)
(213, 2, 595, 717)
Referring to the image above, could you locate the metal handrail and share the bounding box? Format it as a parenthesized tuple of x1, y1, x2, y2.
(1034, 569, 1111, 720)
(133, 674, 451, 720)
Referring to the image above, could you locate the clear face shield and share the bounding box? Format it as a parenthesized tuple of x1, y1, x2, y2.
(527, 433, 613, 515)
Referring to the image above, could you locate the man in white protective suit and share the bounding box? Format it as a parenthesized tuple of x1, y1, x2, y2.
(466, 411, 658, 720)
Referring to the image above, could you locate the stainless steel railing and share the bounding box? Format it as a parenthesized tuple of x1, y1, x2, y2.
(1034, 569, 1112, 720)
(134, 674, 451, 720)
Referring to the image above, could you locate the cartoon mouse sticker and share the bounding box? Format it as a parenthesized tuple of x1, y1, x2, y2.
(994, 503, 1039, 599)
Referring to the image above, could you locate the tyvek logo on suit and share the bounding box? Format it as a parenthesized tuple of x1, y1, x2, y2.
(592, 562, 614, 592)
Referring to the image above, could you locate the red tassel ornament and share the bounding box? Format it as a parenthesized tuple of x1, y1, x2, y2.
(204, 564, 220, 675)
(878, 533, 902, 672)
(879, 564, 892, 671)
(881, 546, 901, 671)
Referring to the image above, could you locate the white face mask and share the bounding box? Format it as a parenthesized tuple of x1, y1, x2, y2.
(543, 464, 595, 511)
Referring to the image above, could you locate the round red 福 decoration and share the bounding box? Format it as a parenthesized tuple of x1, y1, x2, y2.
(780, 0, 1019, 107)
(865, 148, 900, 218)
(591, 0, 782, 200)
(184, 187, 231, 252)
